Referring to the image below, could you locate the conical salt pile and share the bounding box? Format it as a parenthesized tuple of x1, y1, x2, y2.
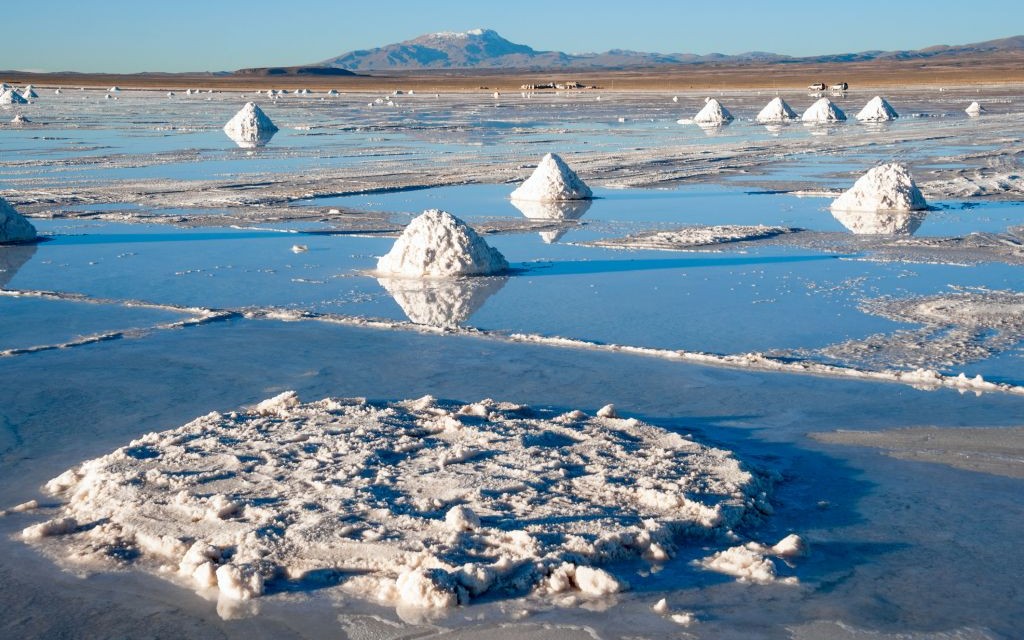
(21, 87, 38, 99)
(855, 96, 899, 122)
(0, 197, 38, 244)
(510, 153, 592, 202)
(830, 163, 927, 213)
(756, 97, 798, 123)
(965, 101, 985, 117)
(376, 209, 509, 278)
(693, 98, 734, 125)
(0, 89, 28, 105)
(11, 114, 30, 124)
(223, 102, 279, 147)
(802, 97, 846, 123)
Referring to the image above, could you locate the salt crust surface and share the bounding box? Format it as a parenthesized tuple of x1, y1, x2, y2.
(510, 153, 592, 202)
(0, 197, 38, 244)
(692, 98, 734, 125)
(830, 163, 927, 217)
(756, 97, 798, 123)
(855, 96, 899, 122)
(802, 98, 846, 123)
(223, 102, 278, 147)
(376, 209, 508, 278)
(20, 393, 770, 611)
(587, 225, 798, 250)
(819, 289, 1024, 372)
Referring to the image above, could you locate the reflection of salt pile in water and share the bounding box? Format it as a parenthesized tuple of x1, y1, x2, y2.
(965, 101, 986, 117)
(223, 102, 278, 148)
(0, 243, 37, 288)
(802, 97, 846, 123)
(510, 199, 593, 244)
(0, 88, 28, 105)
(377, 275, 508, 328)
(830, 207, 927, 235)
(21, 392, 772, 609)
(755, 97, 798, 123)
(510, 153, 592, 201)
(0, 197, 38, 244)
(377, 209, 508, 277)
(855, 96, 899, 122)
(830, 163, 927, 234)
(692, 97, 734, 126)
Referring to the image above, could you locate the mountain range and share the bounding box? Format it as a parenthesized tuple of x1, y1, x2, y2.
(315, 29, 1024, 72)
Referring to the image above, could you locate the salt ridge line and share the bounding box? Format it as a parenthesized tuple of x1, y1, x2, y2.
(2, 288, 1022, 397)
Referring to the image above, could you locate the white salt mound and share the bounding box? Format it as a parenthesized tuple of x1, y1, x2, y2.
(510, 153, 592, 202)
(0, 89, 28, 105)
(855, 96, 899, 122)
(693, 97, 734, 125)
(21, 88, 38, 99)
(376, 209, 508, 278)
(223, 102, 279, 146)
(965, 101, 985, 117)
(11, 114, 29, 125)
(830, 163, 927, 216)
(0, 197, 38, 244)
(756, 97, 798, 123)
(20, 393, 769, 610)
(802, 97, 846, 123)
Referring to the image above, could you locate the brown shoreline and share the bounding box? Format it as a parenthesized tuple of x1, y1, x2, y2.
(4, 52, 1024, 92)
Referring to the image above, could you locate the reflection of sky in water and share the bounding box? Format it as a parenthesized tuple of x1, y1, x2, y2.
(10, 217, 1023, 377)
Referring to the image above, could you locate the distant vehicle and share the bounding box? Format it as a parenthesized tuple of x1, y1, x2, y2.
(808, 82, 826, 91)
(830, 82, 849, 92)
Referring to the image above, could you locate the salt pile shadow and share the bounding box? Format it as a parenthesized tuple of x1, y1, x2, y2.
(376, 275, 508, 328)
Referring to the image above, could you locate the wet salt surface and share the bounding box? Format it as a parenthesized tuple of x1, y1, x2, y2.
(1, 320, 1022, 639)
(2, 88, 1024, 638)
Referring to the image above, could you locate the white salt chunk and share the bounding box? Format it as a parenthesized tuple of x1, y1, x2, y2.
(855, 96, 899, 122)
(376, 209, 508, 278)
(0, 197, 37, 244)
(756, 97, 798, 123)
(830, 163, 927, 215)
(445, 505, 481, 532)
(223, 102, 278, 148)
(510, 153, 592, 202)
(692, 98, 734, 125)
(802, 97, 846, 123)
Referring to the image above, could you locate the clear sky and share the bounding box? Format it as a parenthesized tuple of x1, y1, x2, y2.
(7, 0, 1023, 72)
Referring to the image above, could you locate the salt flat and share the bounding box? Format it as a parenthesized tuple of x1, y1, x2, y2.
(1, 85, 1023, 639)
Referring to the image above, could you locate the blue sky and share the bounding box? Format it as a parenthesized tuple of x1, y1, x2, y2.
(7, 0, 1023, 72)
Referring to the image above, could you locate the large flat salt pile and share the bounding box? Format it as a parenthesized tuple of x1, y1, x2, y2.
(855, 96, 899, 122)
(223, 102, 279, 147)
(21, 393, 770, 609)
(756, 97, 798, 123)
(376, 209, 508, 277)
(510, 153, 592, 202)
(831, 163, 927, 217)
(0, 197, 38, 244)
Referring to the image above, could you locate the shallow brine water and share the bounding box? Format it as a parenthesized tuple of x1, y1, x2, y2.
(1, 86, 1023, 640)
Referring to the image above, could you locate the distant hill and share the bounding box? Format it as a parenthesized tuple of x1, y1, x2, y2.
(316, 28, 1024, 71)
(234, 66, 358, 77)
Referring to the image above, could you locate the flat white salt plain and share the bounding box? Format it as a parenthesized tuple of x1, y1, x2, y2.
(20, 391, 782, 611)
(2, 318, 1023, 638)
